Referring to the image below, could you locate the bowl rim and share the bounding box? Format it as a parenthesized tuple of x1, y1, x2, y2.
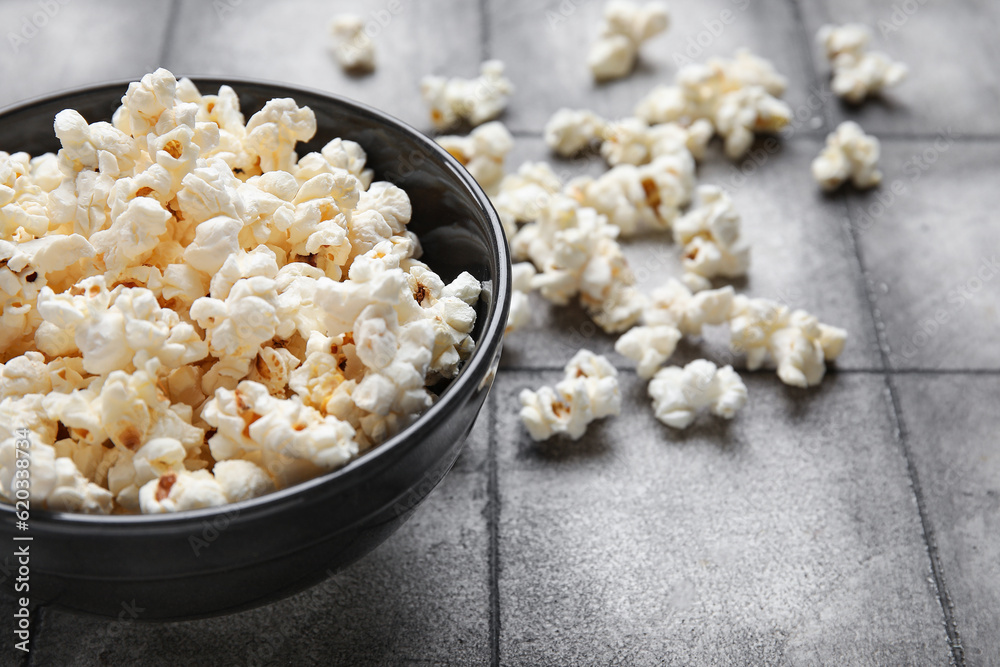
(0, 74, 511, 527)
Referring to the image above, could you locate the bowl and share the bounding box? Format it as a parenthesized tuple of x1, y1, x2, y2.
(0, 77, 510, 620)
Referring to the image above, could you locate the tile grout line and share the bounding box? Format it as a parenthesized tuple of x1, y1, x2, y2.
(837, 194, 966, 666)
(479, 0, 491, 63)
(786, 0, 833, 134)
(156, 0, 181, 68)
(486, 388, 501, 667)
(496, 365, 1000, 375)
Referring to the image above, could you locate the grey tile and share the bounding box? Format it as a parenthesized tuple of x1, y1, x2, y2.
(167, 0, 482, 133)
(494, 370, 951, 666)
(896, 374, 1000, 667)
(0, 0, 174, 108)
(798, 0, 1000, 136)
(847, 139, 1000, 370)
(33, 468, 490, 667)
(488, 0, 821, 135)
(501, 137, 881, 372)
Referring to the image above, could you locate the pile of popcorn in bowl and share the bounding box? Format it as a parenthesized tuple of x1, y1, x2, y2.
(0, 69, 480, 515)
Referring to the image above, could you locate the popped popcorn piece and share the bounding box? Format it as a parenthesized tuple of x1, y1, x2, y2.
(436, 121, 514, 196)
(634, 50, 792, 159)
(729, 295, 848, 387)
(330, 14, 376, 73)
(588, 1, 670, 81)
(811, 121, 882, 191)
(213, 459, 276, 502)
(566, 153, 696, 235)
(45, 452, 115, 514)
(673, 185, 749, 291)
(421, 61, 514, 131)
(614, 280, 734, 378)
(648, 359, 747, 429)
(505, 262, 537, 335)
(519, 350, 621, 440)
(544, 109, 607, 157)
(492, 161, 563, 240)
(244, 98, 317, 173)
(138, 470, 228, 514)
(818, 24, 907, 103)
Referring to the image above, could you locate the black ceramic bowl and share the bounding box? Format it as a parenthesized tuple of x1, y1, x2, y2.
(0, 77, 509, 620)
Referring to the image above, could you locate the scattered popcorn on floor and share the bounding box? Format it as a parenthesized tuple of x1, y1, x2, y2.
(519, 350, 621, 440)
(330, 15, 376, 74)
(0, 68, 480, 514)
(505, 262, 537, 335)
(648, 359, 747, 429)
(811, 121, 882, 191)
(544, 108, 607, 157)
(634, 49, 792, 159)
(491, 161, 564, 239)
(614, 280, 734, 378)
(421, 61, 514, 131)
(729, 295, 847, 387)
(436, 121, 514, 197)
(817, 24, 907, 103)
(673, 185, 750, 291)
(589, 1, 670, 81)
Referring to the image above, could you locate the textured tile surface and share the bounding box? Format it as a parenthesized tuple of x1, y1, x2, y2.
(501, 137, 881, 372)
(488, 0, 822, 134)
(167, 0, 482, 133)
(798, 0, 1000, 136)
(847, 139, 1000, 370)
(31, 457, 490, 667)
(896, 374, 1000, 667)
(0, 0, 175, 109)
(495, 371, 952, 665)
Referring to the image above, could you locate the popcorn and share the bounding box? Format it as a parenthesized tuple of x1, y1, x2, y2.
(634, 50, 792, 159)
(519, 350, 621, 440)
(0, 69, 480, 514)
(330, 14, 376, 73)
(811, 121, 882, 191)
(729, 295, 848, 387)
(566, 153, 696, 236)
(505, 262, 537, 335)
(544, 109, 607, 157)
(588, 1, 670, 81)
(818, 24, 907, 103)
(492, 161, 563, 240)
(421, 60, 514, 131)
(139, 470, 228, 514)
(648, 360, 747, 429)
(673, 185, 749, 291)
(615, 280, 734, 378)
(244, 99, 317, 173)
(436, 121, 514, 196)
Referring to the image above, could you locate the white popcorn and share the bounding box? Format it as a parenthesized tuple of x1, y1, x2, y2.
(330, 14, 376, 73)
(614, 325, 681, 379)
(818, 24, 907, 103)
(492, 161, 563, 240)
(421, 60, 514, 131)
(0, 69, 475, 514)
(588, 1, 670, 81)
(566, 153, 696, 236)
(673, 185, 749, 290)
(615, 280, 734, 379)
(729, 295, 848, 387)
(213, 459, 275, 502)
(544, 109, 607, 157)
(811, 121, 882, 191)
(634, 50, 792, 159)
(138, 470, 228, 514)
(245, 98, 317, 173)
(519, 350, 621, 441)
(648, 359, 747, 429)
(436, 121, 514, 196)
(505, 262, 537, 335)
